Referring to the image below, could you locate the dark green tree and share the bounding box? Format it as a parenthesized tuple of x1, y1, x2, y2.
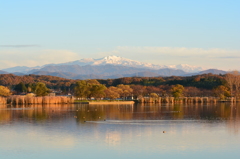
(74, 81, 90, 99)
(35, 82, 49, 96)
(89, 84, 106, 99)
(14, 82, 27, 93)
(74, 80, 107, 99)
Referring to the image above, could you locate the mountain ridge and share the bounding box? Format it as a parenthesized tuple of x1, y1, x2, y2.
(1, 55, 228, 79)
(2, 55, 204, 73)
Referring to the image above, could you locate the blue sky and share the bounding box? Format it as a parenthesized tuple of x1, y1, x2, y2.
(1, 0, 240, 70)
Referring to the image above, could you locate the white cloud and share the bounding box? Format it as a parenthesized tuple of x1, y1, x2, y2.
(97, 46, 240, 70)
(109, 46, 240, 57)
(37, 50, 82, 64)
(0, 50, 81, 69)
(1, 47, 240, 70)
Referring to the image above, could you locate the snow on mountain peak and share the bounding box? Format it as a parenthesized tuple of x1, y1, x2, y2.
(93, 55, 160, 69)
(97, 55, 124, 64)
(55, 55, 204, 72)
(2, 55, 205, 73)
(103, 55, 121, 60)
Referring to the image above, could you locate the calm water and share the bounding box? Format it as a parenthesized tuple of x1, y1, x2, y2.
(0, 103, 240, 159)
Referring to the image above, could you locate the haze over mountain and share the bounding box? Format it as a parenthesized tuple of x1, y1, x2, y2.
(3, 55, 204, 72)
(1, 55, 227, 79)
(0, 70, 8, 74)
(48, 55, 204, 72)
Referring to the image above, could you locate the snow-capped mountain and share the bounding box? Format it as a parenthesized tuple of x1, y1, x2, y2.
(2, 55, 204, 73)
(168, 64, 204, 73)
(59, 55, 164, 69)
(56, 55, 204, 72)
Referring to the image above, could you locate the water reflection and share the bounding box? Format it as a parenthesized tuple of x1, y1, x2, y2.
(0, 103, 240, 136)
(0, 103, 240, 123)
(0, 103, 240, 159)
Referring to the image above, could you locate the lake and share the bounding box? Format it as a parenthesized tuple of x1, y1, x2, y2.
(0, 103, 240, 159)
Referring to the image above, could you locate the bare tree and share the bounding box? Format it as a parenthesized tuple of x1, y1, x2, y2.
(225, 73, 235, 97)
(225, 71, 240, 98)
(233, 71, 240, 98)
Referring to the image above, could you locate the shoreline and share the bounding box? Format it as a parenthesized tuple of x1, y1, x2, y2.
(74, 101, 135, 104)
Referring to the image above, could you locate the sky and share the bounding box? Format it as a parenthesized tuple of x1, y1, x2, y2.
(1, 0, 240, 70)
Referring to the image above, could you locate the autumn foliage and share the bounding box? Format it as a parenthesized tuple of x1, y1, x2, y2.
(0, 85, 11, 97)
(0, 72, 239, 99)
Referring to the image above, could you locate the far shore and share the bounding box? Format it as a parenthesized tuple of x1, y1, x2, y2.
(74, 101, 135, 104)
(1, 96, 239, 106)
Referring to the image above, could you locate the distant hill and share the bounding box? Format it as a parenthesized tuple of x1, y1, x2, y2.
(41, 55, 205, 72)
(3, 55, 204, 73)
(2, 66, 41, 73)
(198, 69, 227, 75)
(30, 64, 184, 75)
(31, 71, 78, 79)
(1, 55, 229, 79)
(1, 68, 228, 80)
(29, 65, 186, 79)
(0, 70, 8, 74)
(185, 69, 227, 76)
(12, 72, 26, 76)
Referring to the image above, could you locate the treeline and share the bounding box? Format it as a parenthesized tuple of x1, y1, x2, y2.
(98, 74, 226, 89)
(0, 72, 239, 99)
(0, 74, 75, 94)
(0, 73, 225, 89)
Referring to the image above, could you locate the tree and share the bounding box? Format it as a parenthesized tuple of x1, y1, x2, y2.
(117, 84, 133, 99)
(150, 93, 158, 98)
(131, 85, 147, 97)
(233, 71, 240, 98)
(171, 84, 184, 98)
(214, 85, 230, 99)
(27, 85, 32, 93)
(104, 86, 121, 100)
(89, 84, 106, 99)
(225, 71, 240, 98)
(146, 86, 162, 95)
(0, 85, 11, 97)
(74, 80, 107, 99)
(14, 82, 27, 93)
(86, 79, 100, 85)
(74, 81, 90, 99)
(225, 73, 235, 96)
(35, 82, 49, 96)
(183, 87, 201, 97)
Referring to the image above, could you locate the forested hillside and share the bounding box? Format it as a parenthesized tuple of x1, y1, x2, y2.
(0, 73, 225, 88)
(0, 73, 228, 97)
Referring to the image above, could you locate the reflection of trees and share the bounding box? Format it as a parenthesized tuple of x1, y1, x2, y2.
(227, 103, 240, 134)
(0, 109, 11, 123)
(75, 105, 106, 123)
(74, 104, 135, 123)
(0, 104, 76, 123)
(0, 103, 240, 133)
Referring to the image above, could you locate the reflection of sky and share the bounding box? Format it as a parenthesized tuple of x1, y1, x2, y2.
(0, 103, 240, 159)
(0, 119, 240, 159)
